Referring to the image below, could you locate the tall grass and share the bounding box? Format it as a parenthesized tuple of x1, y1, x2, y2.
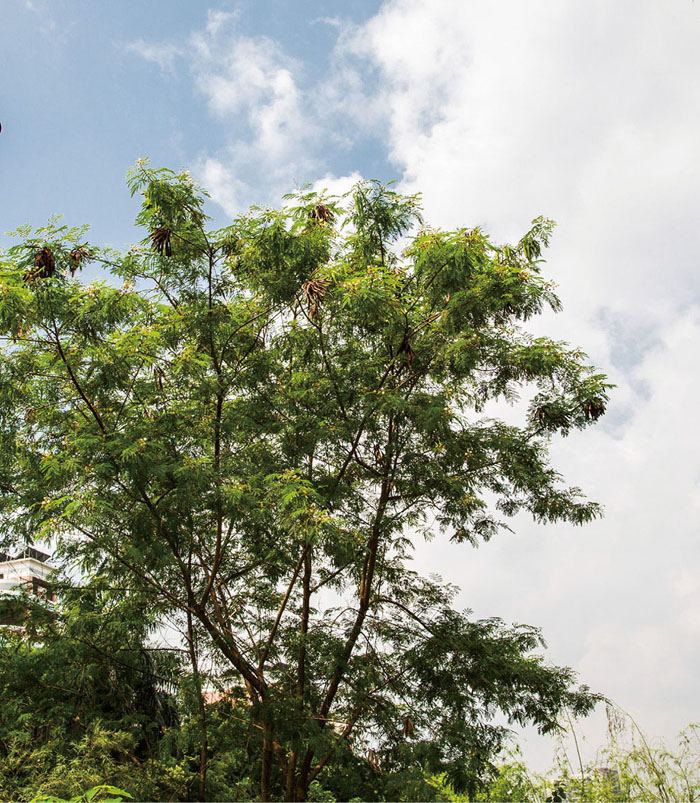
(431, 706, 700, 802)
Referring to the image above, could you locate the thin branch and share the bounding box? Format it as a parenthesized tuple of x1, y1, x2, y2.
(258, 544, 308, 673)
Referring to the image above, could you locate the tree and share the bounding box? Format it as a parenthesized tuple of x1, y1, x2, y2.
(0, 586, 182, 800)
(0, 162, 611, 801)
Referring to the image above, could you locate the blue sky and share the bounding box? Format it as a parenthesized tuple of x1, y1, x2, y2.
(4, 0, 700, 770)
(0, 1, 388, 247)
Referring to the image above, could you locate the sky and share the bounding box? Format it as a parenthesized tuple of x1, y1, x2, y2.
(2, 0, 700, 770)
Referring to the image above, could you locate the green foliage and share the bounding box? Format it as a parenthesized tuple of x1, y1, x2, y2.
(0, 587, 188, 801)
(0, 163, 612, 800)
(30, 784, 133, 802)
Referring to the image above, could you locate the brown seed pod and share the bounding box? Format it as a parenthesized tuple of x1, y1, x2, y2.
(153, 366, 165, 391)
(302, 275, 328, 319)
(68, 245, 90, 276)
(309, 203, 335, 225)
(397, 335, 415, 371)
(535, 404, 568, 428)
(26, 246, 56, 282)
(583, 398, 606, 421)
(149, 225, 173, 257)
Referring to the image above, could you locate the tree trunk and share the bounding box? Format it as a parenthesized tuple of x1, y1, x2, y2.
(285, 749, 297, 801)
(294, 779, 310, 802)
(187, 610, 208, 802)
(261, 721, 274, 802)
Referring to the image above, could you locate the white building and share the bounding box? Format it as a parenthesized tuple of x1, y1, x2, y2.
(0, 546, 56, 605)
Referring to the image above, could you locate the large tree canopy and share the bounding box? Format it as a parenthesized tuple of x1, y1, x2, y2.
(0, 163, 611, 801)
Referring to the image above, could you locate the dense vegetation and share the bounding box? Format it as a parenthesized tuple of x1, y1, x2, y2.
(2, 604, 697, 803)
(0, 165, 612, 801)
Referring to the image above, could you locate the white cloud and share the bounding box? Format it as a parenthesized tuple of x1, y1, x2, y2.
(344, 0, 700, 762)
(349, 1, 700, 313)
(125, 9, 327, 208)
(123, 11, 387, 211)
(311, 171, 364, 198)
(203, 9, 239, 37)
(125, 39, 182, 75)
(20, 0, 59, 36)
(187, 13, 317, 200)
(195, 157, 246, 218)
